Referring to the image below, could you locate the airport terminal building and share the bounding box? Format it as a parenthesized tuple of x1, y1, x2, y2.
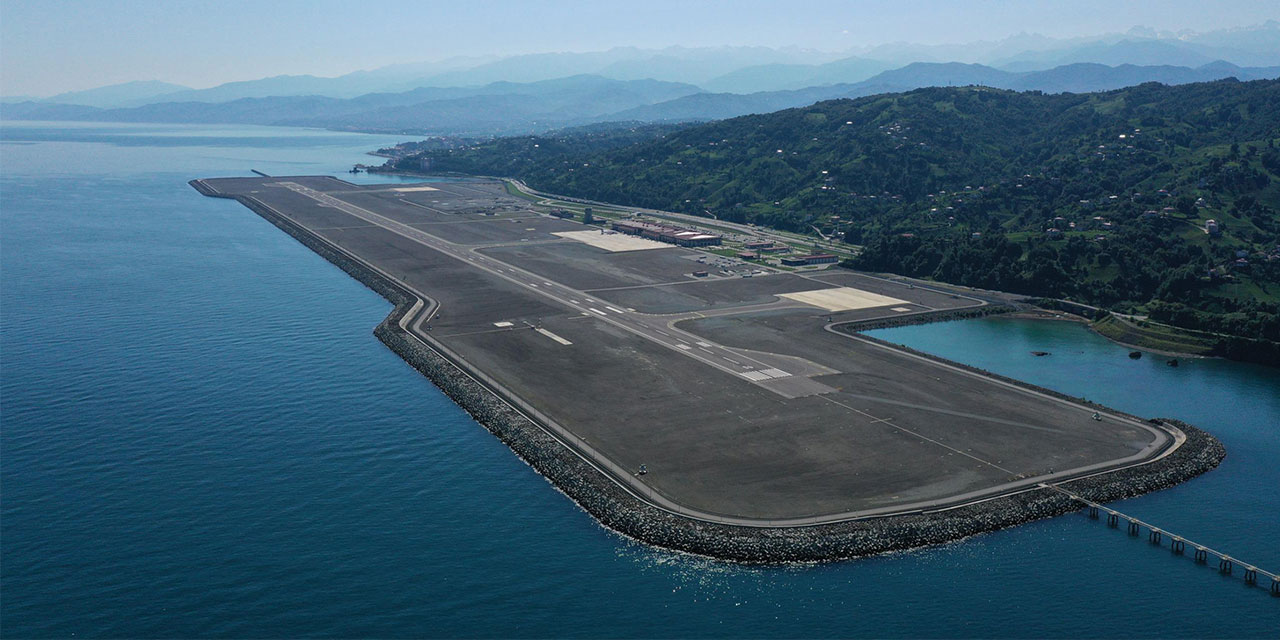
(611, 220, 722, 247)
(781, 253, 840, 266)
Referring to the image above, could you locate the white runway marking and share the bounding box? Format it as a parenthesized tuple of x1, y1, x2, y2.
(392, 186, 439, 192)
(493, 321, 514, 327)
(676, 343, 693, 350)
(741, 371, 772, 381)
(891, 306, 913, 312)
(588, 308, 608, 317)
(535, 328, 573, 345)
(605, 306, 626, 314)
(553, 230, 670, 252)
(759, 368, 792, 379)
(780, 287, 909, 312)
(696, 341, 713, 348)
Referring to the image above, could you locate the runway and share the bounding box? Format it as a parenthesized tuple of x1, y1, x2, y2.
(194, 175, 1180, 525)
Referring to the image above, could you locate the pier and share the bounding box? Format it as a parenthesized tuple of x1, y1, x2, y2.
(1050, 486, 1279, 596)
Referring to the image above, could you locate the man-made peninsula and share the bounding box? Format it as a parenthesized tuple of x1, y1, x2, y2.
(192, 175, 1223, 561)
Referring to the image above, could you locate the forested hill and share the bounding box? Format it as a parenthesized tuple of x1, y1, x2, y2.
(394, 79, 1280, 351)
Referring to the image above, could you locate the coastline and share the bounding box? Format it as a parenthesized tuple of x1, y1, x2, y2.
(191, 178, 1226, 563)
(951, 307, 1219, 360)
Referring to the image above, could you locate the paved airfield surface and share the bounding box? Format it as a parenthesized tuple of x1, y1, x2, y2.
(198, 176, 1171, 523)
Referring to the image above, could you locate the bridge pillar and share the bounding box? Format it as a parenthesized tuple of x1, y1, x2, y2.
(1148, 530, 1162, 544)
(1194, 548, 1208, 563)
(1170, 538, 1185, 554)
(1243, 567, 1257, 585)
(1271, 578, 1279, 596)
(1128, 520, 1140, 536)
(1088, 506, 1098, 519)
(1218, 558, 1233, 574)
(1107, 513, 1118, 527)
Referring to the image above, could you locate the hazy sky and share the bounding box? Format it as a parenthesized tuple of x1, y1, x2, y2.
(2, 0, 1276, 96)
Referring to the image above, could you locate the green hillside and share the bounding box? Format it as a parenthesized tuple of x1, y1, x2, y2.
(392, 79, 1280, 354)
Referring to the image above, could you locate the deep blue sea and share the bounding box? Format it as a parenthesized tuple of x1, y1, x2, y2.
(2, 121, 1277, 638)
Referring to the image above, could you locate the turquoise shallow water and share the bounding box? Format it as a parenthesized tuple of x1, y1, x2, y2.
(2, 122, 1277, 638)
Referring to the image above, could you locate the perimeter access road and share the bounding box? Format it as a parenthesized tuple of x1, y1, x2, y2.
(195, 175, 1184, 529)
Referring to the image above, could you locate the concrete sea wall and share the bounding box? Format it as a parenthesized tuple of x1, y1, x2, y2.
(193, 180, 1226, 563)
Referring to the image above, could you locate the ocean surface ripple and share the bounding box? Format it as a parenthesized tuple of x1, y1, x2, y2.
(2, 122, 1277, 638)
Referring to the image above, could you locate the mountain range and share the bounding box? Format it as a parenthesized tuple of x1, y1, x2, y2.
(3, 21, 1278, 136)
(616, 61, 1280, 122)
(6, 21, 1278, 108)
(5, 60, 1278, 136)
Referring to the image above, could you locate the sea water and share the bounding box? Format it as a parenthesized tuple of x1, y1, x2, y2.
(2, 122, 1277, 638)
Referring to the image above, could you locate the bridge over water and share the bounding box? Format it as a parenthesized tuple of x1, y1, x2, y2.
(1048, 485, 1279, 596)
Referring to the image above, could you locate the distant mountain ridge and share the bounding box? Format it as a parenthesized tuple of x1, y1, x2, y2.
(42, 80, 192, 108)
(10, 23, 1277, 106)
(36, 47, 837, 107)
(1, 75, 704, 134)
(5, 61, 1278, 135)
(608, 61, 1280, 124)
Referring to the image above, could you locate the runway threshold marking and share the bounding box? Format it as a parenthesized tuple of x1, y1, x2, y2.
(605, 306, 626, 314)
(535, 328, 573, 346)
(588, 308, 608, 317)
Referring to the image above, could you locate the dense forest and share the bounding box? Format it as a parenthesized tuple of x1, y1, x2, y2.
(390, 79, 1280, 347)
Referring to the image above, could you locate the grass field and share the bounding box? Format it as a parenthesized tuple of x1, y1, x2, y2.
(1090, 314, 1220, 356)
